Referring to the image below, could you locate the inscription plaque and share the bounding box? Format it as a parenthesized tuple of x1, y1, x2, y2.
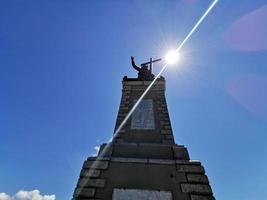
(131, 99, 155, 129)
(112, 189, 172, 200)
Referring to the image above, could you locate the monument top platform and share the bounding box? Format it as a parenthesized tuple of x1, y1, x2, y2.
(123, 76, 165, 82)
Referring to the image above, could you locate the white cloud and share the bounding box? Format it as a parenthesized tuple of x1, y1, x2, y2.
(0, 190, 55, 200)
(92, 146, 100, 156)
(94, 146, 100, 152)
(0, 193, 11, 200)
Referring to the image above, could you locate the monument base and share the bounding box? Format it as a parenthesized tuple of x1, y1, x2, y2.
(73, 148, 215, 200)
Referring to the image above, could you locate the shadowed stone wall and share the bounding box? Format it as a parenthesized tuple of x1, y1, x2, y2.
(73, 78, 215, 200)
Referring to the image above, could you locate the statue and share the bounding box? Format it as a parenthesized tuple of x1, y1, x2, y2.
(131, 56, 155, 81)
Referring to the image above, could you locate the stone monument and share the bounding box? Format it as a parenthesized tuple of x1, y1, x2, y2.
(72, 57, 215, 200)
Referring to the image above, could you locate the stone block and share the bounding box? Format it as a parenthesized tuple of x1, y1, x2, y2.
(121, 95, 130, 98)
(173, 147, 190, 160)
(160, 121, 170, 125)
(123, 86, 131, 90)
(113, 188, 172, 200)
(111, 157, 148, 163)
(164, 125, 172, 129)
(116, 117, 124, 121)
(164, 135, 174, 140)
(162, 117, 170, 121)
(83, 160, 109, 170)
(175, 160, 201, 165)
(120, 106, 128, 110)
(74, 188, 95, 197)
(117, 113, 126, 117)
(187, 174, 209, 184)
(162, 139, 173, 144)
(176, 165, 205, 174)
(120, 101, 129, 105)
(181, 183, 212, 195)
(86, 157, 97, 161)
(78, 178, 106, 188)
(148, 159, 175, 165)
(114, 138, 124, 143)
(159, 115, 169, 119)
(80, 169, 101, 178)
(161, 130, 172, 134)
(98, 144, 113, 157)
(122, 88, 130, 92)
(190, 195, 215, 200)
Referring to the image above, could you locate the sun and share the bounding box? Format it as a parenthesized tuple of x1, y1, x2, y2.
(165, 50, 180, 64)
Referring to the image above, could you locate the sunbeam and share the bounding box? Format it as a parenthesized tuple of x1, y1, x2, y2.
(81, 0, 220, 195)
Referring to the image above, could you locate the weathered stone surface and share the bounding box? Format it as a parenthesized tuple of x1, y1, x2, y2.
(164, 125, 172, 129)
(120, 106, 129, 110)
(74, 188, 95, 197)
(188, 160, 201, 164)
(162, 114, 169, 119)
(160, 121, 170, 125)
(176, 165, 205, 174)
(162, 139, 174, 144)
(131, 99, 155, 130)
(118, 112, 126, 117)
(87, 156, 110, 161)
(114, 138, 124, 143)
(78, 178, 106, 188)
(111, 157, 148, 163)
(181, 183, 212, 195)
(164, 134, 174, 139)
(148, 159, 175, 165)
(73, 78, 215, 200)
(161, 130, 172, 134)
(123, 85, 131, 90)
(190, 194, 215, 200)
(187, 174, 209, 184)
(116, 117, 124, 121)
(98, 144, 113, 157)
(175, 160, 201, 165)
(112, 142, 174, 159)
(83, 160, 109, 170)
(80, 169, 101, 178)
(159, 113, 168, 117)
(173, 147, 190, 160)
(113, 188, 172, 200)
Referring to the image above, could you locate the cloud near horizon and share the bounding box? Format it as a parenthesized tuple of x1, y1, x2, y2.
(0, 190, 55, 200)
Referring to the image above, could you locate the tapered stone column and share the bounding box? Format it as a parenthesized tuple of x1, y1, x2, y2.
(73, 77, 215, 200)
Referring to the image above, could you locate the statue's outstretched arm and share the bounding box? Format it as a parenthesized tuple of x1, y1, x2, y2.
(131, 56, 140, 71)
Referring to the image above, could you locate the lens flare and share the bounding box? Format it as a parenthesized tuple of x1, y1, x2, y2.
(77, 0, 220, 196)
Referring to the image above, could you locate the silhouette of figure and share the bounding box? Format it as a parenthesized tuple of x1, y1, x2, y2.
(131, 56, 154, 81)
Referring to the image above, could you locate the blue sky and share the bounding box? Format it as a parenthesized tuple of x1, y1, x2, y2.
(1, 0, 267, 199)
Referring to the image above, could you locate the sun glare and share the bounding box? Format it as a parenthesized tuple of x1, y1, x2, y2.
(165, 50, 180, 64)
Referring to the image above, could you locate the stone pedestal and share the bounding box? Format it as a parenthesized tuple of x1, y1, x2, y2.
(73, 78, 215, 200)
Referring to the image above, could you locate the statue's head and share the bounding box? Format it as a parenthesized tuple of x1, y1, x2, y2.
(141, 64, 148, 70)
